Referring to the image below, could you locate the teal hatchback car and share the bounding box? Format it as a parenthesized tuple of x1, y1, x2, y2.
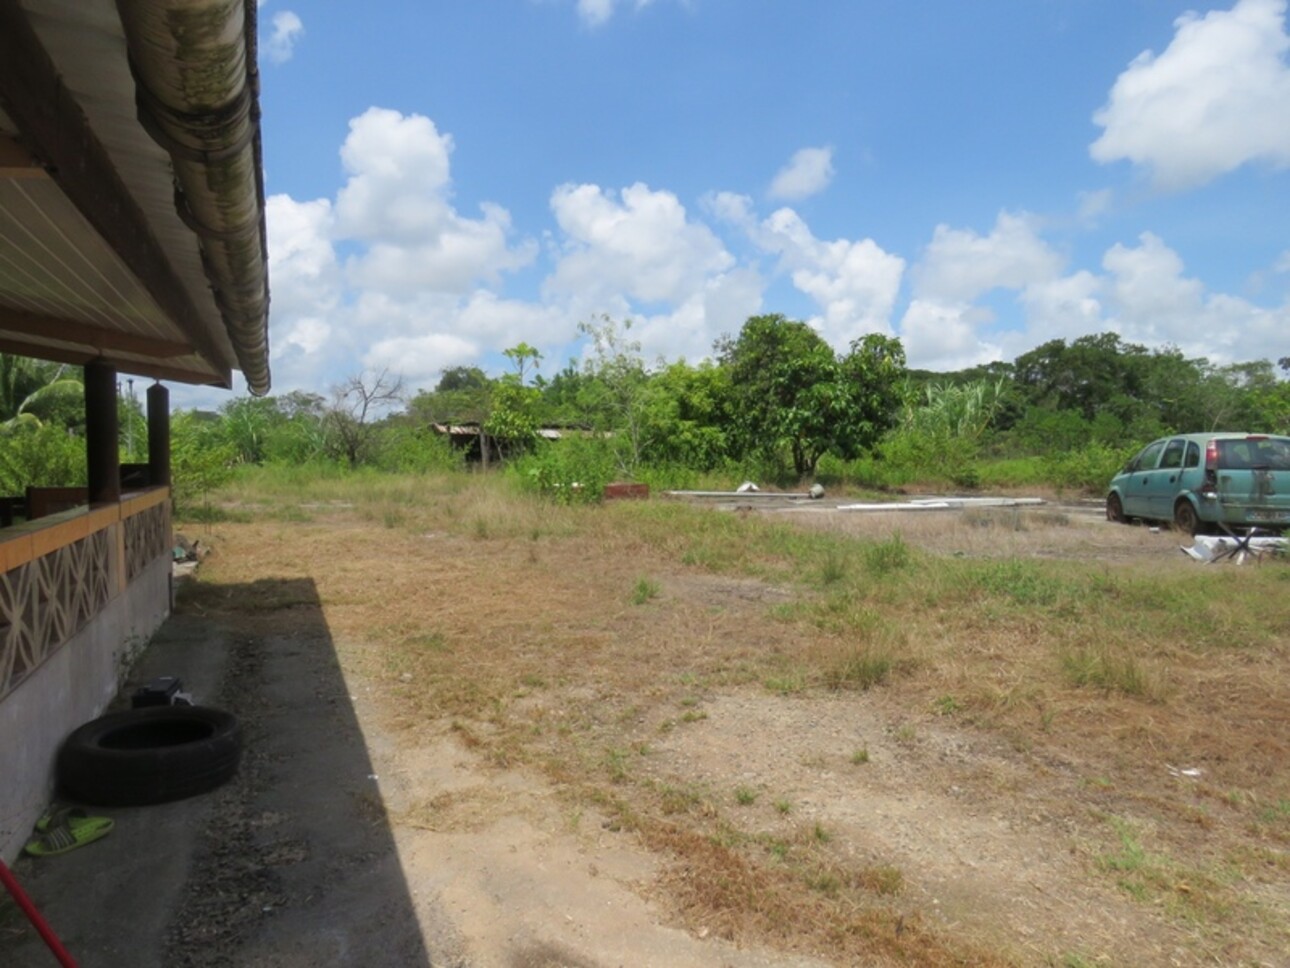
(1106, 433, 1290, 535)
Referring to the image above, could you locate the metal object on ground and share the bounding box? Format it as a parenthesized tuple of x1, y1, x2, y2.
(1181, 534, 1287, 564)
(837, 497, 1045, 512)
(664, 490, 821, 500)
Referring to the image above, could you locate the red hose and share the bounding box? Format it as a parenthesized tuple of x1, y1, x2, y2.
(0, 857, 79, 967)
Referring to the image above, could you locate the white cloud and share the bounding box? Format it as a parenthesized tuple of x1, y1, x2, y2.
(897, 212, 1098, 369)
(710, 199, 904, 347)
(1102, 232, 1204, 340)
(702, 190, 757, 229)
(768, 147, 835, 201)
(265, 194, 340, 364)
(912, 211, 1064, 303)
(701, 267, 765, 343)
(282, 318, 330, 355)
(1096, 232, 1288, 363)
(1077, 188, 1113, 225)
(575, 0, 661, 27)
(546, 182, 733, 305)
(265, 10, 304, 64)
(335, 109, 535, 294)
(1017, 271, 1105, 345)
(254, 98, 1290, 401)
(346, 286, 579, 389)
(898, 300, 1001, 371)
(1091, 0, 1290, 190)
(627, 267, 765, 362)
(760, 208, 903, 345)
(894, 214, 1290, 370)
(363, 332, 480, 386)
(577, 0, 615, 25)
(258, 109, 552, 394)
(335, 109, 454, 243)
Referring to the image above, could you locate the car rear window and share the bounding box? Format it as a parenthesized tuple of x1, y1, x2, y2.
(1216, 437, 1290, 470)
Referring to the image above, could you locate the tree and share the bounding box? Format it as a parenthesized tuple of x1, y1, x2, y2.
(574, 316, 653, 474)
(170, 411, 236, 515)
(502, 342, 542, 385)
(838, 333, 908, 451)
(482, 376, 539, 460)
(265, 391, 329, 464)
(534, 361, 592, 426)
(0, 422, 85, 493)
(325, 370, 405, 467)
(635, 360, 732, 470)
(0, 354, 83, 432)
(717, 315, 906, 477)
(218, 395, 282, 464)
(435, 366, 489, 393)
(482, 343, 546, 461)
(1013, 333, 1154, 425)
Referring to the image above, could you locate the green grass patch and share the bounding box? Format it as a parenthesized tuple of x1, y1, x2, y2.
(1061, 646, 1166, 701)
(967, 558, 1064, 607)
(820, 647, 893, 691)
(630, 577, 661, 604)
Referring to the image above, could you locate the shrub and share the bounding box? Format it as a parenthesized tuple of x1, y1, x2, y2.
(1043, 441, 1135, 493)
(510, 437, 615, 504)
(0, 422, 86, 493)
(372, 425, 462, 474)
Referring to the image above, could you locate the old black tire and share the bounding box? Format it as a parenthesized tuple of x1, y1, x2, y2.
(1173, 500, 1201, 537)
(1106, 493, 1126, 524)
(57, 706, 241, 806)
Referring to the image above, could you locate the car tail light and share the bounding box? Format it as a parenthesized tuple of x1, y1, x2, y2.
(1201, 439, 1219, 498)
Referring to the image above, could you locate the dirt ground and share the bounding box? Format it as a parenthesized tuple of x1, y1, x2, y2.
(5, 495, 1287, 967)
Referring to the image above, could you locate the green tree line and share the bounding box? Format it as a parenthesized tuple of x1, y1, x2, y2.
(3, 318, 1289, 507)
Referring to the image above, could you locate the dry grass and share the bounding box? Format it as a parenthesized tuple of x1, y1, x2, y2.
(181, 471, 1290, 966)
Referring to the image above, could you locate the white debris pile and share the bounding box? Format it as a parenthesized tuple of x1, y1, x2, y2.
(1181, 534, 1288, 564)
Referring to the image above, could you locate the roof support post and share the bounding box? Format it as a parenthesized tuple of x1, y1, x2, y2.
(85, 360, 121, 505)
(147, 381, 171, 488)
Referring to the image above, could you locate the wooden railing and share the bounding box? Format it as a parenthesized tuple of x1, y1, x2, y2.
(0, 488, 170, 701)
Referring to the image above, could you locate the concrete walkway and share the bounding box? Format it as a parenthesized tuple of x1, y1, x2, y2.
(0, 582, 447, 967)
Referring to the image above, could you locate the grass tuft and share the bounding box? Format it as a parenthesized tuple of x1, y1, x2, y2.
(820, 646, 894, 691)
(631, 577, 661, 604)
(1061, 646, 1168, 701)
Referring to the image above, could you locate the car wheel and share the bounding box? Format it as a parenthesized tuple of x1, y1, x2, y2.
(57, 706, 241, 806)
(1173, 500, 1201, 537)
(1106, 493, 1126, 524)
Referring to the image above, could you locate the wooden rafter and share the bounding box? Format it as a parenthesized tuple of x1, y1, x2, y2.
(0, 307, 192, 358)
(0, 135, 48, 180)
(0, 336, 221, 388)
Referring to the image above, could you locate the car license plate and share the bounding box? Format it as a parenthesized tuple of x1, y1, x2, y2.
(1248, 510, 1289, 522)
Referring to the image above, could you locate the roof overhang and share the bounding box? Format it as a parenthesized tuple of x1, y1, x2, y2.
(0, 0, 271, 394)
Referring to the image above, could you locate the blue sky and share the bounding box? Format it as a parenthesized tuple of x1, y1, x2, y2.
(210, 0, 1290, 405)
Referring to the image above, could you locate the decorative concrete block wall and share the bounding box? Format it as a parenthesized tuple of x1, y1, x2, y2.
(0, 491, 171, 861)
